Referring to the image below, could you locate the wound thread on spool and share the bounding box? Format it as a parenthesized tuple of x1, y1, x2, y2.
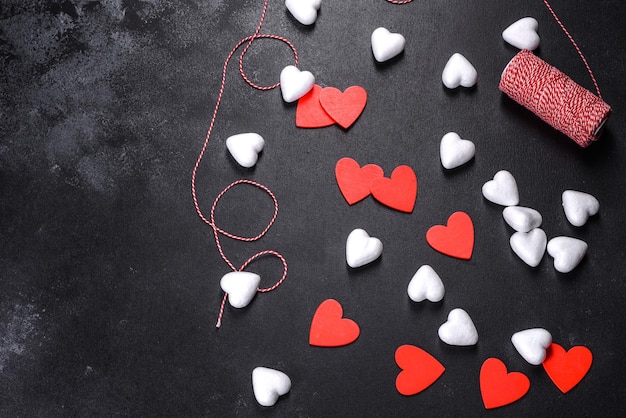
(499, 49, 611, 147)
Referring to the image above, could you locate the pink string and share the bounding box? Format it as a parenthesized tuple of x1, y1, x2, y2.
(386, 0, 414, 4)
(542, 0, 602, 99)
(191, 0, 297, 328)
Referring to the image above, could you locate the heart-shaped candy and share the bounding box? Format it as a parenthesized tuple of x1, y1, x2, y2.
(252, 366, 292, 407)
(480, 358, 530, 409)
(407, 265, 445, 303)
(319, 86, 367, 129)
(502, 17, 540, 50)
(546, 236, 588, 273)
(482, 170, 519, 206)
(438, 308, 478, 346)
(511, 328, 552, 365)
(562, 190, 600, 227)
(442, 53, 478, 89)
(440, 132, 475, 169)
(543, 343, 593, 393)
(285, 0, 321, 26)
(510, 228, 547, 267)
(346, 228, 383, 268)
(369, 165, 417, 213)
(220, 271, 260, 308)
(503, 206, 542, 232)
(371, 27, 406, 63)
(335, 157, 384, 205)
(309, 299, 360, 347)
(395, 345, 445, 396)
(280, 65, 315, 103)
(295, 84, 336, 128)
(226, 133, 265, 168)
(426, 211, 474, 260)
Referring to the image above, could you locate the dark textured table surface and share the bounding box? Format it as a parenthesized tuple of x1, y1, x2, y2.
(1, 0, 625, 416)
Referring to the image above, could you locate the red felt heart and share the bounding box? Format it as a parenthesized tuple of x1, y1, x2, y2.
(295, 84, 336, 128)
(309, 299, 360, 347)
(480, 358, 530, 409)
(395, 345, 445, 396)
(542, 343, 592, 393)
(335, 157, 384, 205)
(319, 86, 367, 129)
(426, 211, 474, 260)
(369, 165, 417, 213)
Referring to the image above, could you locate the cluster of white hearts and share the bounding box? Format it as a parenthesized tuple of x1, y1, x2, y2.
(236, 2, 581, 408)
(482, 170, 599, 272)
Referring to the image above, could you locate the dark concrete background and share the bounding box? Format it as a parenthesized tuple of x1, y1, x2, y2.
(1, 0, 625, 416)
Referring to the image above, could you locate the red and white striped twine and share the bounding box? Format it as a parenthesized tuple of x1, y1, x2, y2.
(500, 1, 611, 147)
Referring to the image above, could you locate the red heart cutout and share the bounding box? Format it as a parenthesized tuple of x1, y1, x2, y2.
(319, 86, 367, 129)
(309, 299, 360, 347)
(335, 157, 384, 205)
(542, 343, 592, 393)
(480, 358, 530, 409)
(369, 165, 417, 213)
(296, 84, 336, 128)
(395, 345, 445, 396)
(426, 211, 474, 260)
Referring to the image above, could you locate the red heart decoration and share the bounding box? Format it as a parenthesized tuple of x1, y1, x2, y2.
(480, 358, 530, 409)
(395, 345, 445, 396)
(319, 86, 367, 129)
(335, 157, 384, 205)
(542, 343, 592, 393)
(426, 211, 474, 260)
(369, 165, 417, 213)
(309, 299, 360, 347)
(295, 84, 336, 128)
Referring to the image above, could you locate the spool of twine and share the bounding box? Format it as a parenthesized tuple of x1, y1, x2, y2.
(500, 49, 611, 147)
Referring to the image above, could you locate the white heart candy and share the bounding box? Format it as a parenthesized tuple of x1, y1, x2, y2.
(503, 206, 542, 232)
(562, 190, 600, 227)
(438, 308, 478, 346)
(442, 53, 478, 89)
(226, 133, 265, 168)
(482, 170, 519, 206)
(371, 27, 406, 63)
(220, 271, 261, 308)
(511, 328, 552, 365)
(547, 236, 588, 273)
(346, 228, 383, 268)
(502, 17, 540, 50)
(285, 0, 321, 26)
(252, 367, 291, 407)
(280, 65, 315, 103)
(510, 228, 547, 267)
(440, 132, 476, 169)
(407, 265, 445, 303)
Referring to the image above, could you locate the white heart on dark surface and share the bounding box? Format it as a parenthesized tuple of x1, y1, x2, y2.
(407, 265, 445, 303)
(502, 17, 540, 50)
(252, 367, 291, 407)
(346, 228, 383, 268)
(285, 0, 321, 26)
(220, 271, 261, 308)
(511, 328, 552, 365)
(503, 206, 542, 232)
(482, 170, 519, 206)
(226, 133, 265, 168)
(438, 308, 478, 346)
(280, 65, 315, 103)
(547, 236, 588, 273)
(371, 27, 406, 62)
(440, 131, 475, 169)
(562, 190, 599, 227)
(510, 228, 547, 267)
(442, 53, 477, 89)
